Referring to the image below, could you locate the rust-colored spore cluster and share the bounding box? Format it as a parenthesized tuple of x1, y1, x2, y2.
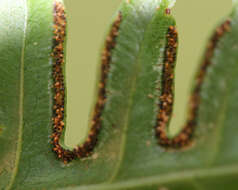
(156, 20, 231, 148)
(50, 0, 122, 163)
(51, 1, 68, 163)
(156, 26, 178, 146)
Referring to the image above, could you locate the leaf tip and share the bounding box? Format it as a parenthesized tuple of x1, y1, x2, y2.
(160, 0, 176, 9)
(233, 0, 238, 4)
(232, 0, 238, 15)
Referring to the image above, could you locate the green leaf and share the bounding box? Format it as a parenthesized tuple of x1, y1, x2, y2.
(1, 0, 238, 189)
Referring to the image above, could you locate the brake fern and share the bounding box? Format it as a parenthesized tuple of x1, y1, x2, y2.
(1, 0, 238, 189)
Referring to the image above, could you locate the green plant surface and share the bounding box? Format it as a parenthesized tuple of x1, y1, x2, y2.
(1, 0, 238, 189)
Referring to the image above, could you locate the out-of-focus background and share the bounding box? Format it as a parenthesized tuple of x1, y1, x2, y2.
(64, 0, 231, 147)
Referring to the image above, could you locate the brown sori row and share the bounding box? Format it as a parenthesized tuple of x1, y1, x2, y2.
(51, 1, 231, 163)
(50, 1, 122, 163)
(156, 20, 231, 148)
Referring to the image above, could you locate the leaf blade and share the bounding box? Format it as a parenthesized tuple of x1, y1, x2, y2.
(2, 0, 238, 189)
(0, 0, 27, 188)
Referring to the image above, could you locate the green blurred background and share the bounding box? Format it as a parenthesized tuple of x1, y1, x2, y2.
(63, 0, 231, 147)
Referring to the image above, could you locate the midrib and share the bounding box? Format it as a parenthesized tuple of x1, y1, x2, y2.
(74, 163, 238, 190)
(6, 0, 28, 189)
(109, 11, 156, 182)
(109, 48, 141, 182)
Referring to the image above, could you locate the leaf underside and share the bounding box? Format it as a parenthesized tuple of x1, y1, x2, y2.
(1, 0, 238, 189)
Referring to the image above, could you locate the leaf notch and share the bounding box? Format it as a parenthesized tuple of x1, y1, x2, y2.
(50, 0, 122, 163)
(156, 19, 232, 148)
